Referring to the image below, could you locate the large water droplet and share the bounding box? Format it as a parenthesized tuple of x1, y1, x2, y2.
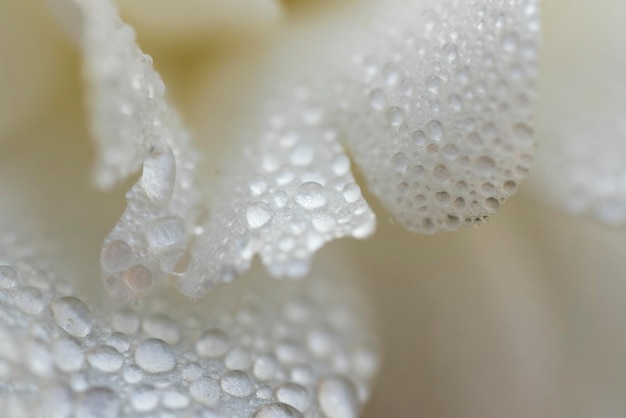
(51, 297, 94, 338)
(317, 376, 359, 418)
(134, 338, 176, 373)
(246, 202, 273, 229)
(295, 182, 327, 209)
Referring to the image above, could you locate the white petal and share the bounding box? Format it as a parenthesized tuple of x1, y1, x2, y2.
(530, 0, 626, 224)
(338, 0, 540, 233)
(0, 229, 378, 418)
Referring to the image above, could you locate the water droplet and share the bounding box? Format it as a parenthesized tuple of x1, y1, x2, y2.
(142, 314, 180, 345)
(134, 338, 176, 373)
(146, 216, 186, 250)
(253, 354, 278, 381)
(87, 345, 123, 373)
(317, 376, 359, 418)
(225, 348, 252, 370)
(255, 403, 303, 418)
(51, 297, 93, 338)
(290, 144, 314, 166)
(368, 89, 385, 110)
(411, 130, 428, 147)
(190, 378, 220, 406)
(196, 328, 230, 357)
(246, 202, 273, 229)
(53, 338, 85, 373)
(391, 153, 409, 172)
(331, 154, 350, 176)
(220, 370, 254, 397)
(141, 142, 176, 205)
(123, 265, 153, 295)
(101, 240, 132, 272)
(130, 385, 158, 412)
(386, 107, 405, 127)
(425, 76, 441, 94)
(276, 383, 310, 412)
(76, 388, 120, 418)
(295, 182, 327, 209)
(312, 214, 336, 234)
(476, 156, 496, 174)
(162, 391, 190, 410)
(342, 183, 361, 203)
(0, 265, 18, 289)
(442, 43, 458, 62)
(426, 120, 444, 140)
(14, 287, 44, 316)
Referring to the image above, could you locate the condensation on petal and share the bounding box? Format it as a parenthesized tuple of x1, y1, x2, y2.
(0, 229, 379, 417)
(336, 0, 540, 233)
(70, 0, 202, 300)
(177, 80, 376, 297)
(530, 0, 626, 225)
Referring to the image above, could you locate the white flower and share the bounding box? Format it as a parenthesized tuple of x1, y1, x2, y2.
(1, 0, 626, 417)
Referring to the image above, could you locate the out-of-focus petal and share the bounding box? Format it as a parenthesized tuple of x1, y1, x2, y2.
(117, 0, 283, 50)
(338, 0, 540, 233)
(530, 0, 626, 224)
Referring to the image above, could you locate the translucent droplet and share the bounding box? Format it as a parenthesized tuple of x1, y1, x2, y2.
(295, 182, 327, 209)
(276, 383, 310, 412)
(196, 328, 230, 357)
(134, 338, 176, 373)
(53, 338, 85, 373)
(391, 153, 409, 172)
(331, 154, 351, 176)
(317, 376, 359, 418)
(425, 76, 441, 94)
(14, 287, 44, 316)
(51, 297, 94, 338)
(225, 348, 252, 370)
(386, 107, 405, 127)
(123, 265, 153, 295)
(342, 183, 361, 203)
(87, 345, 123, 373)
(130, 385, 158, 412)
(142, 314, 180, 345)
(411, 130, 428, 147)
(253, 354, 278, 381)
(220, 370, 254, 397)
(162, 391, 190, 410)
(190, 378, 220, 406)
(0, 265, 18, 289)
(141, 142, 176, 205)
(246, 202, 273, 229)
(368, 89, 385, 110)
(426, 120, 444, 140)
(146, 216, 186, 250)
(101, 240, 132, 272)
(255, 402, 304, 418)
(76, 388, 120, 418)
(290, 144, 314, 166)
(312, 214, 337, 234)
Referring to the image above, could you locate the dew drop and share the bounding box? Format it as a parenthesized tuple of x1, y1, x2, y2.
(196, 328, 230, 357)
(317, 376, 359, 418)
(190, 378, 220, 406)
(368, 89, 385, 110)
(123, 265, 153, 295)
(87, 345, 123, 373)
(386, 107, 405, 127)
(254, 403, 303, 418)
(295, 182, 327, 209)
(101, 240, 132, 272)
(51, 297, 93, 338)
(0, 265, 18, 289)
(76, 388, 120, 418)
(15, 287, 44, 316)
(426, 120, 444, 140)
(134, 338, 176, 373)
(276, 383, 310, 412)
(146, 216, 186, 250)
(220, 370, 254, 397)
(342, 183, 361, 203)
(246, 202, 273, 229)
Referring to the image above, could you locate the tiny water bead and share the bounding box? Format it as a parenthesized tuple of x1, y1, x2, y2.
(254, 403, 303, 418)
(51, 297, 94, 338)
(87, 345, 124, 372)
(295, 182, 328, 209)
(317, 376, 360, 418)
(101, 240, 132, 272)
(146, 216, 186, 250)
(190, 378, 220, 406)
(220, 370, 254, 397)
(275, 383, 310, 412)
(14, 287, 44, 316)
(246, 202, 273, 229)
(0, 265, 18, 289)
(196, 328, 230, 358)
(123, 265, 153, 295)
(134, 338, 176, 373)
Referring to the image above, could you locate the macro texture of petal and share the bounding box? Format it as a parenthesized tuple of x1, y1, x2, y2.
(0, 229, 378, 417)
(338, 0, 540, 233)
(530, 0, 626, 224)
(72, 0, 375, 298)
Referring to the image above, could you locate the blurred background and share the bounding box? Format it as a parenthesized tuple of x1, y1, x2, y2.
(2, 0, 626, 417)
